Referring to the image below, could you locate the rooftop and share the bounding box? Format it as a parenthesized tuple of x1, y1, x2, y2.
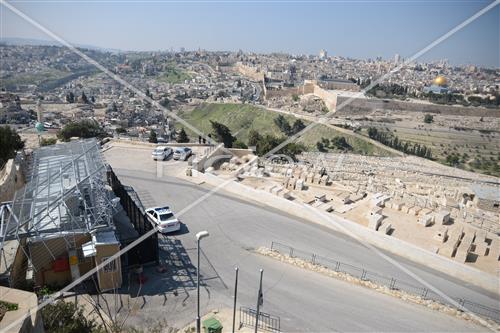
(6, 138, 114, 241)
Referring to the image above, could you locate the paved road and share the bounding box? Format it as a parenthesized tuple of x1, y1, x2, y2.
(104, 146, 497, 332)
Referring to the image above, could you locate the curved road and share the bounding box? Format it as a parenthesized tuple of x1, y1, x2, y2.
(105, 146, 497, 332)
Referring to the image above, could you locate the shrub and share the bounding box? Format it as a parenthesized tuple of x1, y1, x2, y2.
(58, 120, 106, 142)
(41, 301, 101, 333)
(233, 140, 248, 149)
(40, 137, 57, 146)
(424, 114, 434, 123)
(148, 129, 158, 143)
(115, 127, 127, 134)
(176, 128, 189, 143)
(0, 125, 24, 167)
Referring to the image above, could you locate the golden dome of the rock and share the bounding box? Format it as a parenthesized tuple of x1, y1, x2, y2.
(433, 76, 447, 86)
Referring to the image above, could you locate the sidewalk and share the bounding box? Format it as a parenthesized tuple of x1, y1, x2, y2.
(182, 307, 267, 333)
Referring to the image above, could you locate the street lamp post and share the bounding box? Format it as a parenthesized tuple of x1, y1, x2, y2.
(254, 269, 263, 333)
(232, 267, 239, 333)
(196, 231, 209, 333)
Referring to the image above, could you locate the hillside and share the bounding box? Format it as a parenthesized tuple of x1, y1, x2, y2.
(177, 103, 395, 156)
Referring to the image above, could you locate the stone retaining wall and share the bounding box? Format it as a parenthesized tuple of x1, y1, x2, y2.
(335, 96, 500, 117)
(190, 170, 498, 293)
(0, 160, 24, 203)
(0, 286, 43, 333)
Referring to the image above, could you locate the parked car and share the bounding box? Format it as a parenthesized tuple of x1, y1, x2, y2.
(173, 147, 192, 161)
(152, 146, 173, 160)
(145, 206, 181, 233)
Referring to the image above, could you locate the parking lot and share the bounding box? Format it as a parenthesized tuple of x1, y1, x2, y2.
(104, 140, 208, 178)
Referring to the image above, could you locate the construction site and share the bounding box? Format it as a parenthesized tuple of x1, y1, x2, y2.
(0, 139, 158, 299)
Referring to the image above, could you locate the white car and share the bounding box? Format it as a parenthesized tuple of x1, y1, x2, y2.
(173, 147, 192, 161)
(145, 206, 181, 233)
(152, 146, 173, 161)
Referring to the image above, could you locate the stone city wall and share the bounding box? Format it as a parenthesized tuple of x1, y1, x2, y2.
(264, 81, 337, 111)
(312, 84, 338, 111)
(235, 63, 265, 82)
(264, 86, 304, 99)
(260, 76, 499, 117)
(335, 96, 500, 117)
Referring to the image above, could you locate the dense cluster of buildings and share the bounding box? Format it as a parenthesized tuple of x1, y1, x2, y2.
(1, 45, 498, 139)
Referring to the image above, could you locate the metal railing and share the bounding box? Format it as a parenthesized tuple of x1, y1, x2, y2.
(240, 306, 280, 332)
(270, 241, 500, 323)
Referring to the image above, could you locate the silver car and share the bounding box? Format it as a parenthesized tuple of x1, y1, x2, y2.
(173, 147, 192, 161)
(152, 146, 173, 160)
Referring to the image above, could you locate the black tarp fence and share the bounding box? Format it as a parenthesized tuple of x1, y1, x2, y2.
(107, 166, 159, 268)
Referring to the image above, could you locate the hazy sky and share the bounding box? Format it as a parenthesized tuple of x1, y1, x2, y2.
(1, 0, 499, 67)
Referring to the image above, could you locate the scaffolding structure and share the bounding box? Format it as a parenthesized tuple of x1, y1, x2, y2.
(0, 138, 116, 287)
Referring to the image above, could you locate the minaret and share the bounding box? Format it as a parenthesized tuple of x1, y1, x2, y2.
(36, 100, 43, 123)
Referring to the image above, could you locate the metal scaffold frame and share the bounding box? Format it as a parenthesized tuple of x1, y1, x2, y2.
(0, 138, 115, 283)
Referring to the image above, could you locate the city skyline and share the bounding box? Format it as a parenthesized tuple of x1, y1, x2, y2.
(1, 1, 499, 332)
(1, 0, 498, 67)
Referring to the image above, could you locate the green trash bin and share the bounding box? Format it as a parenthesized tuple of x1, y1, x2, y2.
(202, 317, 223, 333)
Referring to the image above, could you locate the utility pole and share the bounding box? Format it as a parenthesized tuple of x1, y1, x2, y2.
(254, 269, 263, 333)
(196, 231, 209, 333)
(232, 267, 239, 333)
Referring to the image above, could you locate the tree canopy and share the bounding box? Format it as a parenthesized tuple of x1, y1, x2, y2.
(248, 129, 261, 147)
(367, 127, 432, 159)
(246, 130, 305, 159)
(316, 136, 352, 152)
(274, 115, 291, 135)
(274, 115, 306, 136)
(148, 129, 158, 143)
(81, 92, 89, 104)
(41, 300, 100, 333)
(291, 119, 306, 134)
(0, 126, 24, 167)
(210, 120, 235, 148)
(424, 114, 434, 124)
(66, 92, 75, 103)
(57, 120, 106, 142)
(177, 127, 189, 143)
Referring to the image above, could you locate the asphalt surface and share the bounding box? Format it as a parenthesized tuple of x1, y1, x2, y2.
(104, 146, 498, 332)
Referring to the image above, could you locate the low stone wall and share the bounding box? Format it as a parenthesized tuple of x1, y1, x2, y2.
(108, 138, 213, 148)
(335, 96, 500, 117)
(0, 160, 24, 203)
(0, 286, 43, 333)
(190, 171, 498, 294)
(228, 148, 254, 158)
(256, 247, 498, 329)
(262, 78, 498, 117)
(192, 144, 229, 172)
